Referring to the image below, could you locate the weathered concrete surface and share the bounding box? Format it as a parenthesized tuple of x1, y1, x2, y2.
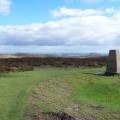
(106, 50, 120, 74)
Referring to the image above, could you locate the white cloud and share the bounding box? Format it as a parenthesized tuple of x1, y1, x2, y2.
(51, 7, 120, 18)
(51, 7, 107, 18)
(0, 7, 120, 53)
(0, 0, 12, 15)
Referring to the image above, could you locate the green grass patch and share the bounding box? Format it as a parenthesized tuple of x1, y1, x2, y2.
(0, 67, 120, 120)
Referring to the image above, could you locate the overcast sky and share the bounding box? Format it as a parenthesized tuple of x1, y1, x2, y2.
(0, 0, 120, 54)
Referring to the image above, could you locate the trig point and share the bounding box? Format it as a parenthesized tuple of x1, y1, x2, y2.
(106, 50, 120, 74)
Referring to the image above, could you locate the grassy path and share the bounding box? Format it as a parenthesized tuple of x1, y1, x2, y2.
(0, 70, 47, 120)
(0, 68, 120, 120)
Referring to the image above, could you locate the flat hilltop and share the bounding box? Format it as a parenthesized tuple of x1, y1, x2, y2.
(0, 54, 43, 59)
(0, 67, 119, 120)
(0, 53, 106, 59)
(0, 54, 20, 59)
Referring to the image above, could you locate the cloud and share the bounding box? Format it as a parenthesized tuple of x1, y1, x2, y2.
(51, 7, 103, 17)
(0, 0, 12, 15)
(0, 7, 120, 50)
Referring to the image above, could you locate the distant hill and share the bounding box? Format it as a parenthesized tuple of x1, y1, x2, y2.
(0, 53, 107, 59)
(86, 53, 106, 57)
(57, 53, 107, 58)
(0, 54, 20, 59)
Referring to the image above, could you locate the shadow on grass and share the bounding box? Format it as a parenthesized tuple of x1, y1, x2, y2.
(84, 72, 120, 76)
(0, 73, 9, 77)
(0, 72, 31, 78)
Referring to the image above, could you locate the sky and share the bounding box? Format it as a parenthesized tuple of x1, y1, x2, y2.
(0, 0, 120, 54)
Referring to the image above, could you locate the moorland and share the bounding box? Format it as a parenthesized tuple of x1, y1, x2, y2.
(0, 56, 120, 120)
